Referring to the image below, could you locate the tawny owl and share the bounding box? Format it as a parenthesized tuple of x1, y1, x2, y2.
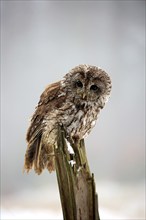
(24, 64, 112, 174)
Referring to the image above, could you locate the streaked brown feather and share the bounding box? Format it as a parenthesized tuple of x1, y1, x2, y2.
(24, 64, 112, 175)
(24, 81, 65, 174)
(26, 81, 62, 141)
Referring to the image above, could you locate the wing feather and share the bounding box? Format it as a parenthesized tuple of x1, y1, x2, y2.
(24, 81, 65, 174)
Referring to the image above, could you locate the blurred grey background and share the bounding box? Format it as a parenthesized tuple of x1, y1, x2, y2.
(1, 1, 145, 219)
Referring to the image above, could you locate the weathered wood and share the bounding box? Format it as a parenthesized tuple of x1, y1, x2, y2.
(55, 126, 100, 220)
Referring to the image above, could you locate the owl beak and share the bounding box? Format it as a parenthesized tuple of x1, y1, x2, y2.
(82, 93, 87, 100)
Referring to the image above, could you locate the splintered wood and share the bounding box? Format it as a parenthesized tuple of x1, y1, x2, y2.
(55, 126, 100, 220)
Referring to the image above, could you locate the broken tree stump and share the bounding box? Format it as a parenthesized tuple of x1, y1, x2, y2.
(55, 126, 100, 220)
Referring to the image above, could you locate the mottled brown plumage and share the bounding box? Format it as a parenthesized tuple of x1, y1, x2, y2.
(24, 64, 112, 174)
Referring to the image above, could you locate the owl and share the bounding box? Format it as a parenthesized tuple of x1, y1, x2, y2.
(24, 64, 112, 174)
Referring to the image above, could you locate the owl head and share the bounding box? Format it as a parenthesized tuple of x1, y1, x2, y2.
(63, 64, 112, 108)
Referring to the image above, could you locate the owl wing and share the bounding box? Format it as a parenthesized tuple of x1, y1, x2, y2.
(24, 81, 66, 173)
(26, 81, 63, 142)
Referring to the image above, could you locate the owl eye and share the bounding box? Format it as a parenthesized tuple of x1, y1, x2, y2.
(90, 85, 101, 92)
(76, 80, 83, 88)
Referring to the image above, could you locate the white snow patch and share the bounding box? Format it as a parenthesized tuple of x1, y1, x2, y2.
(66, 139, 74, 154)
(69, 160, 76, 167)
(77, 166, 82, 172)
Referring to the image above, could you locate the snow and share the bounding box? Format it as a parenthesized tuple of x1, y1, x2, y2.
(1, 182, 145, 220)
(66, 139, 74, 154)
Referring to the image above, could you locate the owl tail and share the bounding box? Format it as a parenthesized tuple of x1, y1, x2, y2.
(24, 136, 55, 175)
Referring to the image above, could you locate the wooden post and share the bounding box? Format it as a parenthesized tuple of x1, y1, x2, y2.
(55, 126, 100, 220)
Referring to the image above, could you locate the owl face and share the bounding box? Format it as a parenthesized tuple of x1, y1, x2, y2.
(64, 64, 111, 104)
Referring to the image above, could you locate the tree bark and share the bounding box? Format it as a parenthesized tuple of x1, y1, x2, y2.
(55, 126, 100, 220)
